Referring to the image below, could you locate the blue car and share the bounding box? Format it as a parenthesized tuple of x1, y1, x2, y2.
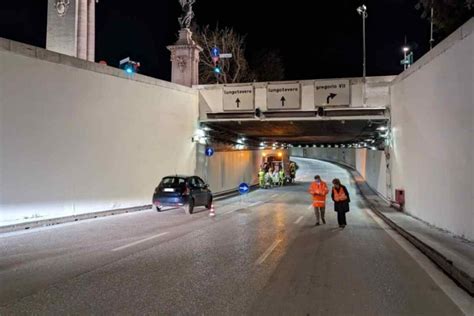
(152, 175, 213, 214)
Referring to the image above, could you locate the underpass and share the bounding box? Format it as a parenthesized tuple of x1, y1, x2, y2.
(0, 158, 470, 315)
(0, 17, 473, 316)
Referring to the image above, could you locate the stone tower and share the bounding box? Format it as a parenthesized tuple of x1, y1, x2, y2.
(46, 0, 96, 61)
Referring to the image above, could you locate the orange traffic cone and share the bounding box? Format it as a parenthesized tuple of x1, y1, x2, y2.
(209, 204, 216, 217)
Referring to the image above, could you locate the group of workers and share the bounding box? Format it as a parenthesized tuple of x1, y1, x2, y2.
(308, 175, 351, 228)
(258, 161, 298, 188)
(258, 165, 285, 188)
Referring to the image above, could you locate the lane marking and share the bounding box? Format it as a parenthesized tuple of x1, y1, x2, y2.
(307, 204, 313, 210)
(294, 216, 304, 224)
(270, 194, 278, 198)
(255, 239, 281, 265)
(248, 201, 263, 208)
(112, 232, 169, 252)
(365, 208, 473, 316)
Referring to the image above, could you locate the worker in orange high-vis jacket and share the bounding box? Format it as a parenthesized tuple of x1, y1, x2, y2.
(308, 175, 329, 226)
(331, 178, 351, 228)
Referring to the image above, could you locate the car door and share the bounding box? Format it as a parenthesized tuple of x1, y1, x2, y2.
(195, 177, 210, 205)
(188, 177, 203, 205)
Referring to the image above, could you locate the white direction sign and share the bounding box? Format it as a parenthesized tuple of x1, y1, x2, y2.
(315, 79, 350, 106)
(223, 86, 254, 111)
(267, 83, 301, 110)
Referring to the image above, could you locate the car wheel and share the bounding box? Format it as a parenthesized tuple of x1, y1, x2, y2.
(206, 196, 213, 210)
(184, 199, 194, 215)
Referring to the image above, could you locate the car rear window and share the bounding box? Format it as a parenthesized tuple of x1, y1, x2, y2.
(161, 177, 186, 187)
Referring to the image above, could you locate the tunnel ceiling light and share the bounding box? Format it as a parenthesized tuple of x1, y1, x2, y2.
(313, 144, 317, 147)
(370, 146, 377, 150)
(195, 129, 206, 138)
(377, 126, 388, 131)
(260, 142, 265, 146)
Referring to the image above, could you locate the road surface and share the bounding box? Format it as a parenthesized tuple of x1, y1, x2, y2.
(0, 157, 470, 315)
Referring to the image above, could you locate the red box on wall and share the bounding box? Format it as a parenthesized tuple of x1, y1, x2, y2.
(395, 189, 405, 206)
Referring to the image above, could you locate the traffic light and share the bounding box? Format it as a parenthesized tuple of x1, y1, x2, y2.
(211, 46, 222, 75)
(124, 63, 134, 74)
(119, 57, 140, 76)
(213, 63, 222, 74)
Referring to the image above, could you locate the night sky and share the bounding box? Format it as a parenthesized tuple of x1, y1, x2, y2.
(1, 0, 434, 81)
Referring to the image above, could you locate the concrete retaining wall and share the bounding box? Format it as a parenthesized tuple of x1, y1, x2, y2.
(389, 19, 474, 240)
(0, 39, 198, 226)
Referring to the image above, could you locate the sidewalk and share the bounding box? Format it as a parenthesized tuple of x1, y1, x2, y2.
(349, 170, 474, 296)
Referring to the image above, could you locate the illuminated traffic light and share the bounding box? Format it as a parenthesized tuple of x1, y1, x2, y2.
(119, 57, 140, 76)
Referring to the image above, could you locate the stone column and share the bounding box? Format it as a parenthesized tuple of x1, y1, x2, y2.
(167, 29, 202, 87)
(76, 0, 88, 59)
(46, 0, 78, 57)
(87, 0, 95, 61)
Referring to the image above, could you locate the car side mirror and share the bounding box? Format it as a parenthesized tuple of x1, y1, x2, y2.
(204, 184, 209, 189)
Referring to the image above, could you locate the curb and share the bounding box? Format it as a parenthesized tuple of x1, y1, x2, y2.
(353, 176, 474, 296)
(293, 156, 473, 296)
(0, 205, 151, 234)
(213, 184, 259, 201)
(0, 185, 260, 234)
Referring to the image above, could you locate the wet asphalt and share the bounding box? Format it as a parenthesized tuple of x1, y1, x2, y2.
(0, 158, 466, 315)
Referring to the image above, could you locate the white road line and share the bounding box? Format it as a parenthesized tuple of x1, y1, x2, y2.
(270, 194, 279, 198)
(365, 208, 473, 316)
(255, 239, 281, 265)
(307, 204, 313, 210)
(112, 232, 169, 252)
(294, 216, 304, 224)
(247, 201, 263, 208)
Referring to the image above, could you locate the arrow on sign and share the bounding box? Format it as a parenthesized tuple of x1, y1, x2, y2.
(235, 98, 241, 108)
(280, 96, 286, 107)
(326, 93, 337, 104)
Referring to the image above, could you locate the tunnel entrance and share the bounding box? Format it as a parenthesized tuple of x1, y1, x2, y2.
(200, 117, 388, 151)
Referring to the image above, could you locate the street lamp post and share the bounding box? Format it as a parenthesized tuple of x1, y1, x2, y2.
(357, 4, 368, 106)
(402, 46, 409, 70)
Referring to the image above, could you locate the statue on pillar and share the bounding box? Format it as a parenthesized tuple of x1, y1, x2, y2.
(178, 0, 195, 29)
(168, 0, 201, 87)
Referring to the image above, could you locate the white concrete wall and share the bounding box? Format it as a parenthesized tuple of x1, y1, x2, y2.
(0, 41, 198, 225)
(390, 19, 474, 240)
(290, 147, 386, 198)
(195, 147, 289, 193)
(196, 147, 260, 193)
